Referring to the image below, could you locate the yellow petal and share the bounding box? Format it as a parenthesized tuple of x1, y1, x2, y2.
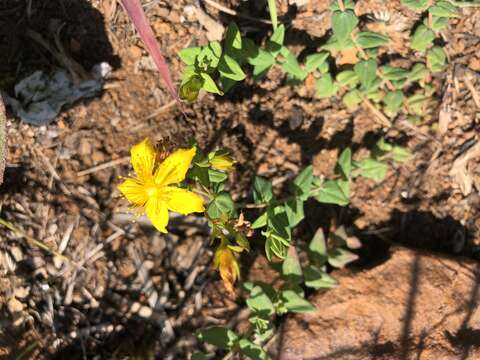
(118, 178, 148, 207)
(154, 147, 196, 186)
(131, 138, 156, 181)
(214, 246, 239, 293)
(145, 197, 169, 233)
(163, 186, 205, 215)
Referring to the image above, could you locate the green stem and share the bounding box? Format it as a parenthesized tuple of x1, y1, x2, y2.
(267, 0, 278, 30)
(222, 326, 256, 360)
(192, 184, 214, 202)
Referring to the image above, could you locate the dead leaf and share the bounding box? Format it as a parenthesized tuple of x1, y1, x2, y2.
(450, 142, 480, 196)
(305, 73, 316, 90)
(193, 6, 224, 41)
(337, 47, 359, 65)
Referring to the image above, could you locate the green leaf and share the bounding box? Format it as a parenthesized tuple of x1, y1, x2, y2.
(209, 41, 222, 59)
(336, 70, 359, 87)
(285, 198, 305, 227)
(225, 23, 242, 51)
(282, 248, 303, 284)
(293, 165, 314, 200)
(429, 16, 450, 32)
(268, 206, 291, 240)
(401, 0, 429, 10)
(322, 35, 355, 51)
(200, 72, 222, 95)
(407, 94, 428, 115)
(281, 290, 315, 313)
(208, 192, 234, 219)
(304, 52, 330, 73)
(429, 1, 458, 18)
(252, 212, 268, 229)
(219, 54, 246, 81)
(408, 63, 429, 82)
(355, 158, 388, 181)
(328, 248, 359, 268)
(253, 176, 273, 204)
(304, 265, 337, 289)
(316, 73, 339, 98)
(281, 51, 308, 80)
(342, 89, 362, 110)
(375, 137, 393, 153)
(249, 49, 275, 79)
(196, 327, 238, 349)
(179, 46, 201, 65)
(392, 146, 413, 162)
(198, 45, 221, 69)
(266, 24, 285, 56)
(410, 25, 435, 52)
(308, 227, 328, 266)
(265, 234, 287, 260)
(246, 285, 275, 316)
(356, 31, 390, 49)
(426, 46, 447, 73)
(239, 339, 272, 360)
(315, 180, 350, 206)
(336, 148, 352, 179)
(208, 168, 228, 183)
(220, 76, 237, 93)
(331, 10, 359, 48)
(354, 59, 378, 91)
(381, 66, 409, 81)
(383, 90, 404, 116)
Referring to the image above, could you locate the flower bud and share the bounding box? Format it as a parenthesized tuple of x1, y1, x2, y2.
(209, 149, 236, 171)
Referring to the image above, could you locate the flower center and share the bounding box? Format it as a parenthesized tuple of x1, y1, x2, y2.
(146, 185, 161, 199)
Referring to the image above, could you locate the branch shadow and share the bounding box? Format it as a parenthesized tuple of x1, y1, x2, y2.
(271, 206, 479, 359)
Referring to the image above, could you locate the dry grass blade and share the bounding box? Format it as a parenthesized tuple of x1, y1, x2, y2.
(0, 94, 6, 185)
(0, 217, 72, 264)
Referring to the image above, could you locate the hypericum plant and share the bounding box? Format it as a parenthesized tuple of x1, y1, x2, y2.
(118, 137, 411, 359)
(178, 0, 471, 123)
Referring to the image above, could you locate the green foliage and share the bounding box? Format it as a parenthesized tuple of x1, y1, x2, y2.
(410, 25, 435, 52)
(196, 327, 239, 349)
(178, 0, 457, 131)
(184, 0, 445, 356)
(401, 0, 429, 10)
(331, 9, 359, 48)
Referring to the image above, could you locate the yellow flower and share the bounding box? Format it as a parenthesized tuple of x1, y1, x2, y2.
(214, 243, 240, 293)
(118, 139, 205, 233)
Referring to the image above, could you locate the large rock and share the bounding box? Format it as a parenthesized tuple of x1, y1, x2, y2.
(278, 248, 480, 360)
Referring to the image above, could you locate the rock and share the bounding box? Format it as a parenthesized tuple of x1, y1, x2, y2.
(278, 248, 480, 360)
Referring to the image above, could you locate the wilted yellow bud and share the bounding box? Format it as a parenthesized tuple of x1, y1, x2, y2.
(214, 243, 240, 293)
(209, 149, 236, 171)
(179, 75, 203, 102)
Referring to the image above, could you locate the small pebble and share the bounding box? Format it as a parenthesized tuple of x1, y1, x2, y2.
(138, 306, 153, 318)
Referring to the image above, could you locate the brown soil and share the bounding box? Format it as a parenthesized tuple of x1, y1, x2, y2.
(1, 0, 480, 359)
